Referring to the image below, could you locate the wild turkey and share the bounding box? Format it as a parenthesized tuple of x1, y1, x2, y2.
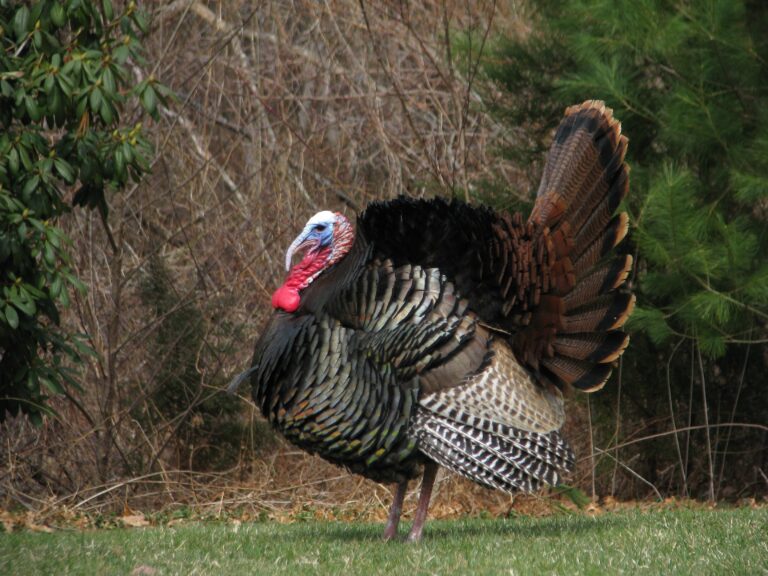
(230, 100, 634, 541)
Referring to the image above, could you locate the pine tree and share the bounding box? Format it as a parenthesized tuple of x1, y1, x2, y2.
(470, 0, 768, 497)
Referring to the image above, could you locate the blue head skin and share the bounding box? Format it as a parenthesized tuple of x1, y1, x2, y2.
(284, 211, 337, 271)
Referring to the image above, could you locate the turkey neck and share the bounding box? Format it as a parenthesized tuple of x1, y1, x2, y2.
(254, 229, 372, 406)
(298, 227, 372, 315)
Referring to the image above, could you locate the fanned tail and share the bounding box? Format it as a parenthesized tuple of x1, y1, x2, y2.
(522, 100, 635, 392)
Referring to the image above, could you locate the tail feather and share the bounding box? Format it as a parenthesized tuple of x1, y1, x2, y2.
(564, 254, 633, 307)
(532, 100, 625, 230)
(541, 355, 612, 392)
(572, 213, 630, 279)
(566, 137, 628, 241)
(552, 332, 630, 363)
(572, 169, 630, 258)
(564, 293, 636, 333)
(525, 100, 633, 393)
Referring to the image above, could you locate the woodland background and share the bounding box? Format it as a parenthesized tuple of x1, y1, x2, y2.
(1, 0, 766, 524)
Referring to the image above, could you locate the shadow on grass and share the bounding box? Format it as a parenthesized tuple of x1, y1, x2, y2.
(271, 513, 631, 544)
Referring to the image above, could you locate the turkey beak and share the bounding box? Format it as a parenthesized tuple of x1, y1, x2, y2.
(285, 231, 314, 271)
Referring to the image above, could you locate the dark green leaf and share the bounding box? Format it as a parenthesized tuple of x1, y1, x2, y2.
(44, 73, 56, 94)
(76, 95, 88, 117)
(49, 87, 62, 117)
(44, 227, 61, 248)
(113, 44, 129, 64)
(59, 285, 69, 307)
(23, 283, 46, 299)
(8, 147, 20, 175)
(54, 158, 75, 184)
(102, 67, 116, 94)
(50, 3, 66, 27)
(41, 376, 65, 395)
(13, 5, 30, 40)
(65, 272, 87, 293)
(140, 85, 156, 115)
(556, 485, 592, 509)
(11, 292, 36, 316)
(43, 242, 56, 266)
(43, 31, 61, 50)
(50, 275, 62, 297)
(99, 98, 114, 124)
(23, 175, 41, 197)
(41, 157, 54, 177)
(114, 146, 125, 179)
(102, 0, 114, 21)
(90, 87, 102, 113)
(132, 10, 148, 34)
(18, 145, 33, 170)
(57, 73, 73, 97)
(5, 305, 19, 329)
(25, 96, 42, 121)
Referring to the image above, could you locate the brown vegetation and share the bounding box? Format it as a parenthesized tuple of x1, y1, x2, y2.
(1, 0, 533, 517)
(2, 1, 762, 521)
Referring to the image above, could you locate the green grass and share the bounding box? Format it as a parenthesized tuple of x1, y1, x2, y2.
(2, 508, 766, 575)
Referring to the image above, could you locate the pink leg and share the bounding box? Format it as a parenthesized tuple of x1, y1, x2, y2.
(406, 461, 438, 543)
(382, 479, 408, 541)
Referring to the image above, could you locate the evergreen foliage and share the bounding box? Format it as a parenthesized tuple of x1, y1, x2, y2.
(482, 0, 768, 356)
(0, 1, 168, 422)
(470, 0, 768, 495)
(138, 252, 245, 470)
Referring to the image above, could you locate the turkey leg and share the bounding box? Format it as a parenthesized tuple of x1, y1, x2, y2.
(382, 479, 408, 540)
(406, 461, 438, 542)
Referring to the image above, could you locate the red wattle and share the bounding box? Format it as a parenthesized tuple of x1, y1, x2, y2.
(272, 285, 301, 312)
(272, 246, 333, 313)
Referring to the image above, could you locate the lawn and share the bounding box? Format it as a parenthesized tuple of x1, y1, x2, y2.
(2, 508, 766, 575)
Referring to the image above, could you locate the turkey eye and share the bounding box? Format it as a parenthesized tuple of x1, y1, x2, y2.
(315, 224, 327, 232)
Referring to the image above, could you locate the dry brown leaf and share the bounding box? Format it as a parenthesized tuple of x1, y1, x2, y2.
(584, 501, 603, 515)
(1, 510, 16, 533)
(121, 513, 150, 528)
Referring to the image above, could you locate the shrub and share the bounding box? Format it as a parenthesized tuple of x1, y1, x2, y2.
(0, 0, 167, 422)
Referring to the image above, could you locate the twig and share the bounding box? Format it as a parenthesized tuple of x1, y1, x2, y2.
(716, 339, 751, 497)
(584, 423, 768, 456)
(593, 448, 663, 501)
(666, 339, 688, 495)
(587, 395, 596, 501)
(696, 343, 716, 503)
